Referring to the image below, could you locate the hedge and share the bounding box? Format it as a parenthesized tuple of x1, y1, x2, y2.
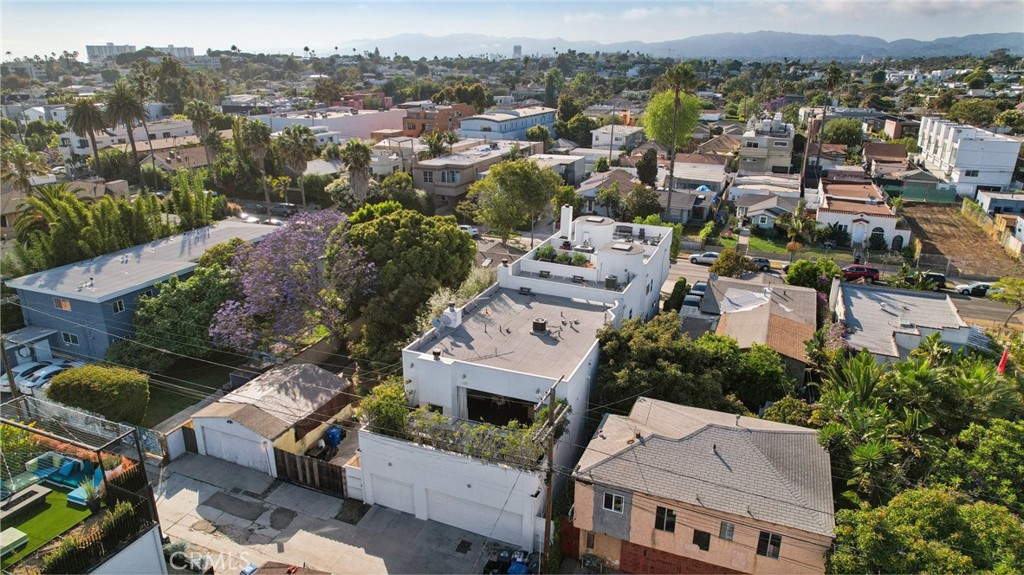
(45, 365, 149, 425)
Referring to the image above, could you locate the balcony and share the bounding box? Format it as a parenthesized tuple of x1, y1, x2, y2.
(0, 398, 160, 575)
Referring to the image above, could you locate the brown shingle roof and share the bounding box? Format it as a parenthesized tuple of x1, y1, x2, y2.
(863, 142, 908, 164)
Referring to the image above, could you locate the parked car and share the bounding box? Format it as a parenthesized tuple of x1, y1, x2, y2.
(17, 365, 69, 397)
(841, 265, 880, 282)
(689, 281, 709, 298)
(1, 361, 49, 393)
(269, 203, 298, 217)
(955, 281, 994, 297)
(241, 214, 262, 224)
(689, 252, 720, 266)
(458, 225, 480, 238)
(904, 272, 947, 291)
(262, 218, 286, 227)
(747, 257, 772, 272)
(242, 203, 268, 215)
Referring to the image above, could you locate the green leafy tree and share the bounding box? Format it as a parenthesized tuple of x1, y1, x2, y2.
(828, 487, 1024, 574)
(733, 344, 796, 412)
(431, 81, 490, 113)
(169, 169, 213, 231)
(1, 141, 48, 196)
(543, 68, 563, 108)
(525, 125, 552, 151)
(709, 247, 748, 278)
(644, 65, 700, 219)
(368, 172, 433, 215)
(946, 98, 1000, 127)
(636, 148, 658, 187)
(821, 118, 864, 147)
(932, 419, 1024, 516)
(465, 159, 561, 244)
(239, 117, 272, 204)
(197, 237, 246, 269)
(360, 377, 409, 438)
(990, 278, 1024, 327)
(46, 366, 150, 425)
(565, 113, 598, 147)
(762, 396, 814, 427)
(66, 98, 107, 174)
(342, 210, 475, 366)
(785, 258, 841, 291)
(594, 156, 609, 173)
(551, 184, 583, 215)
(995, 109, 1024, 134)
(622, 185, 661, 221)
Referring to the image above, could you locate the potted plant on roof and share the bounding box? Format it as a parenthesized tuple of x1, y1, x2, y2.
(79, 478, 102, 513)
(536, 244, 556, 262)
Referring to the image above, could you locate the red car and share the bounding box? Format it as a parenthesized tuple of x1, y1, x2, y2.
(842, 265, 880, 282)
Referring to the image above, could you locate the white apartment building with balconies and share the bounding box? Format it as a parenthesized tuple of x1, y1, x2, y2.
(917, 116, 1022, 198)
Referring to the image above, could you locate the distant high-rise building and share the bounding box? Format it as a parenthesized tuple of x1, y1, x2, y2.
(153, 45, 195, 59)
(513, 45, 522, 57)
(85, 42, 135, 62)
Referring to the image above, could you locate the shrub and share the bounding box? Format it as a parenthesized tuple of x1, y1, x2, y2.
(360, 377, 409, 439)
(536, 244, 556, 261)
(709, 248, 748, 278)
(555, 252, 571, 264)
(698, 220, 717, 240)
(663, 278, 689, 312)
(45, 366, 150, 425)
(571, 253, 589, 267)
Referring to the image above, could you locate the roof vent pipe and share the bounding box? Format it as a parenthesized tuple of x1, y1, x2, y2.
(432, 349, 442, 360)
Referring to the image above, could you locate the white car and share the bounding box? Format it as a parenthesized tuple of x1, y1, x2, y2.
(954, 281, 995, 297)
(17, 365, 68, 397)
(458, 225, 480, 238)
(1, 361, 49, 393)
(689, 252, 720, 265)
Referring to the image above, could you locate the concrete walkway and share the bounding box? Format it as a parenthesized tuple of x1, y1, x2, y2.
(154, 454, 509, 574)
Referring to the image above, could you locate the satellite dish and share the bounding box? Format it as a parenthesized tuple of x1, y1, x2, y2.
(431, 318, 443, 329)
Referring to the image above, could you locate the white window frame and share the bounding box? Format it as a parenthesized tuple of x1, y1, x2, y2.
(62, 332, 80, 346)
(423, 171, 434, 183)
(602, 492, 624, 514)
(112, 300, 125, 314)
(758, 216, 768, 224)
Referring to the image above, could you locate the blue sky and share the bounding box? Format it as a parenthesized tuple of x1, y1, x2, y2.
(2, 1, 1022, 60)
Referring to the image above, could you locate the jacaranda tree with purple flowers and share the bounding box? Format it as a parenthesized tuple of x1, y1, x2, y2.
(210, 210, 376, 352)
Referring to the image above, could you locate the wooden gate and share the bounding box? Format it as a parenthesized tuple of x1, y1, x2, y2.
(182, 426, 198, 453)
(560, 516, 580, 559)
(273, 448, 346, 497)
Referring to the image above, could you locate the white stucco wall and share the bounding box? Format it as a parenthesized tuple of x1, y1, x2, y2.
(358, 430, 545, 550)
(92, 525, 167, 575)
(192, 417, 278, 477)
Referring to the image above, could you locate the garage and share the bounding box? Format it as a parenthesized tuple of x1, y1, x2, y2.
(370, 475, 415, 515)
(426, 489, 522, 546)
(200, 425, 269, 474)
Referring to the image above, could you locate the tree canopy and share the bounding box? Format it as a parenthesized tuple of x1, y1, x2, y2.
(641, 89, 701, 150)
(821, 118, 864, 147)
(463, 159, 562, 243)
(46, 366, 150, 425)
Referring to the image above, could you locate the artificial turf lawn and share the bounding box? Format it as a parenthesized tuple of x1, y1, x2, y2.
(1, 488, 91, 568)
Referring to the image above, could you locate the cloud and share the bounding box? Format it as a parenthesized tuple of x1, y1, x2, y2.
(622, 7, 662, 20)
(563, 11, 607, 23)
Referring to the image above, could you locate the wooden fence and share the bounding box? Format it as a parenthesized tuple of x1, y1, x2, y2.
(273, 448, 347, 498)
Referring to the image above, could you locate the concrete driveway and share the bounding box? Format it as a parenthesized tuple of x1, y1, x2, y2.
(153, 454, 508, 574)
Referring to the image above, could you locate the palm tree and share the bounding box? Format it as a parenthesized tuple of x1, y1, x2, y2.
(658, 63, 696, 222)
(66, 98, 106, 176)
(183, 99, 215, 167)
(339, 139, 372, 204)
(0, 141, 48, 196)
(442, 130, 459, 154)
(239, 118, 273, 203)
(276, 125, 316, 208)
(104, 79, 148, 182)
(423, 131, 447, 159)
(13, 182, 78, 241)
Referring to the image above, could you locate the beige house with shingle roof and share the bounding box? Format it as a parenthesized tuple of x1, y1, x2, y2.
(573, 398, 834, 574)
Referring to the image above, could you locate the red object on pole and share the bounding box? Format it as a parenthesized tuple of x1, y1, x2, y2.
(997, 347, 1009, 375)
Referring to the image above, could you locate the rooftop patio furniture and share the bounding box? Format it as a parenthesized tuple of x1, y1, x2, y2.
(0, 485, 51, 522)
(67, 467, 103, 507)
(0, 527, 28, 558)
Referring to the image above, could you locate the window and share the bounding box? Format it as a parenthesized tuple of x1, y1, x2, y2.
(603, 492, 624, 514)
(62, 332, 80, 346)
(773, 141, 789, 147)
(655, 506, 676, 532)
(78, 138, 89, 148)
(964, 170, 979, 177)
(162, 132, 171, 139)
(719, 521, 735, 541)
(585, 532, 595, 550)
(60, 137, 71, 147)
(758, 216, 768, 224)
(745, 142, 759, 148)
(112, 300, 125, 314)
(422, 171, 434, 183)
(142, 290, 153, 298)
(53, 297, 71, 311)
(757, 531, 782, 558)
(692, 530, 711, 551)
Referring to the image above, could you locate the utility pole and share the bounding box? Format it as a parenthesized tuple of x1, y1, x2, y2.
(535, 376, 567, 574)
(1, 336, 23, 399)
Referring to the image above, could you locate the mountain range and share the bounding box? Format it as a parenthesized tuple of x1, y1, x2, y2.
(347, 31, 1024, 61)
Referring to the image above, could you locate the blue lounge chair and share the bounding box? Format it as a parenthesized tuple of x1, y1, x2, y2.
(67, 467, 103, 507)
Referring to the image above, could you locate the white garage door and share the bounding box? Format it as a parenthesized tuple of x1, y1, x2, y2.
(200, 425, 269, 474)
(370, 475, 415, 515)
(426, 489, 523, 546)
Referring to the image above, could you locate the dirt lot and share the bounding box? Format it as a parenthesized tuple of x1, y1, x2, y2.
(903, 203, 1024, 279)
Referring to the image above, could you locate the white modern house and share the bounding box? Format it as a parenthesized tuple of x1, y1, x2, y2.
(457, 106, 556, 140)
(57, 118, 195, 161)
(976, 190, 1024, 216)
(917, 116, 1022, 198)
(348, 207, 673, 551)
(738, 113, 795, 174)
(248, 107, 406, 141)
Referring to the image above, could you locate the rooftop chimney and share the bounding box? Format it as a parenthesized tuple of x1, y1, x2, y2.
(432, 349, 441, 360)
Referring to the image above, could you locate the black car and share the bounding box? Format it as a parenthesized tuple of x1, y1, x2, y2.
(904, 272, 947, 291)
(269, 203, 298, 217)
(243, 203, 269, 215)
